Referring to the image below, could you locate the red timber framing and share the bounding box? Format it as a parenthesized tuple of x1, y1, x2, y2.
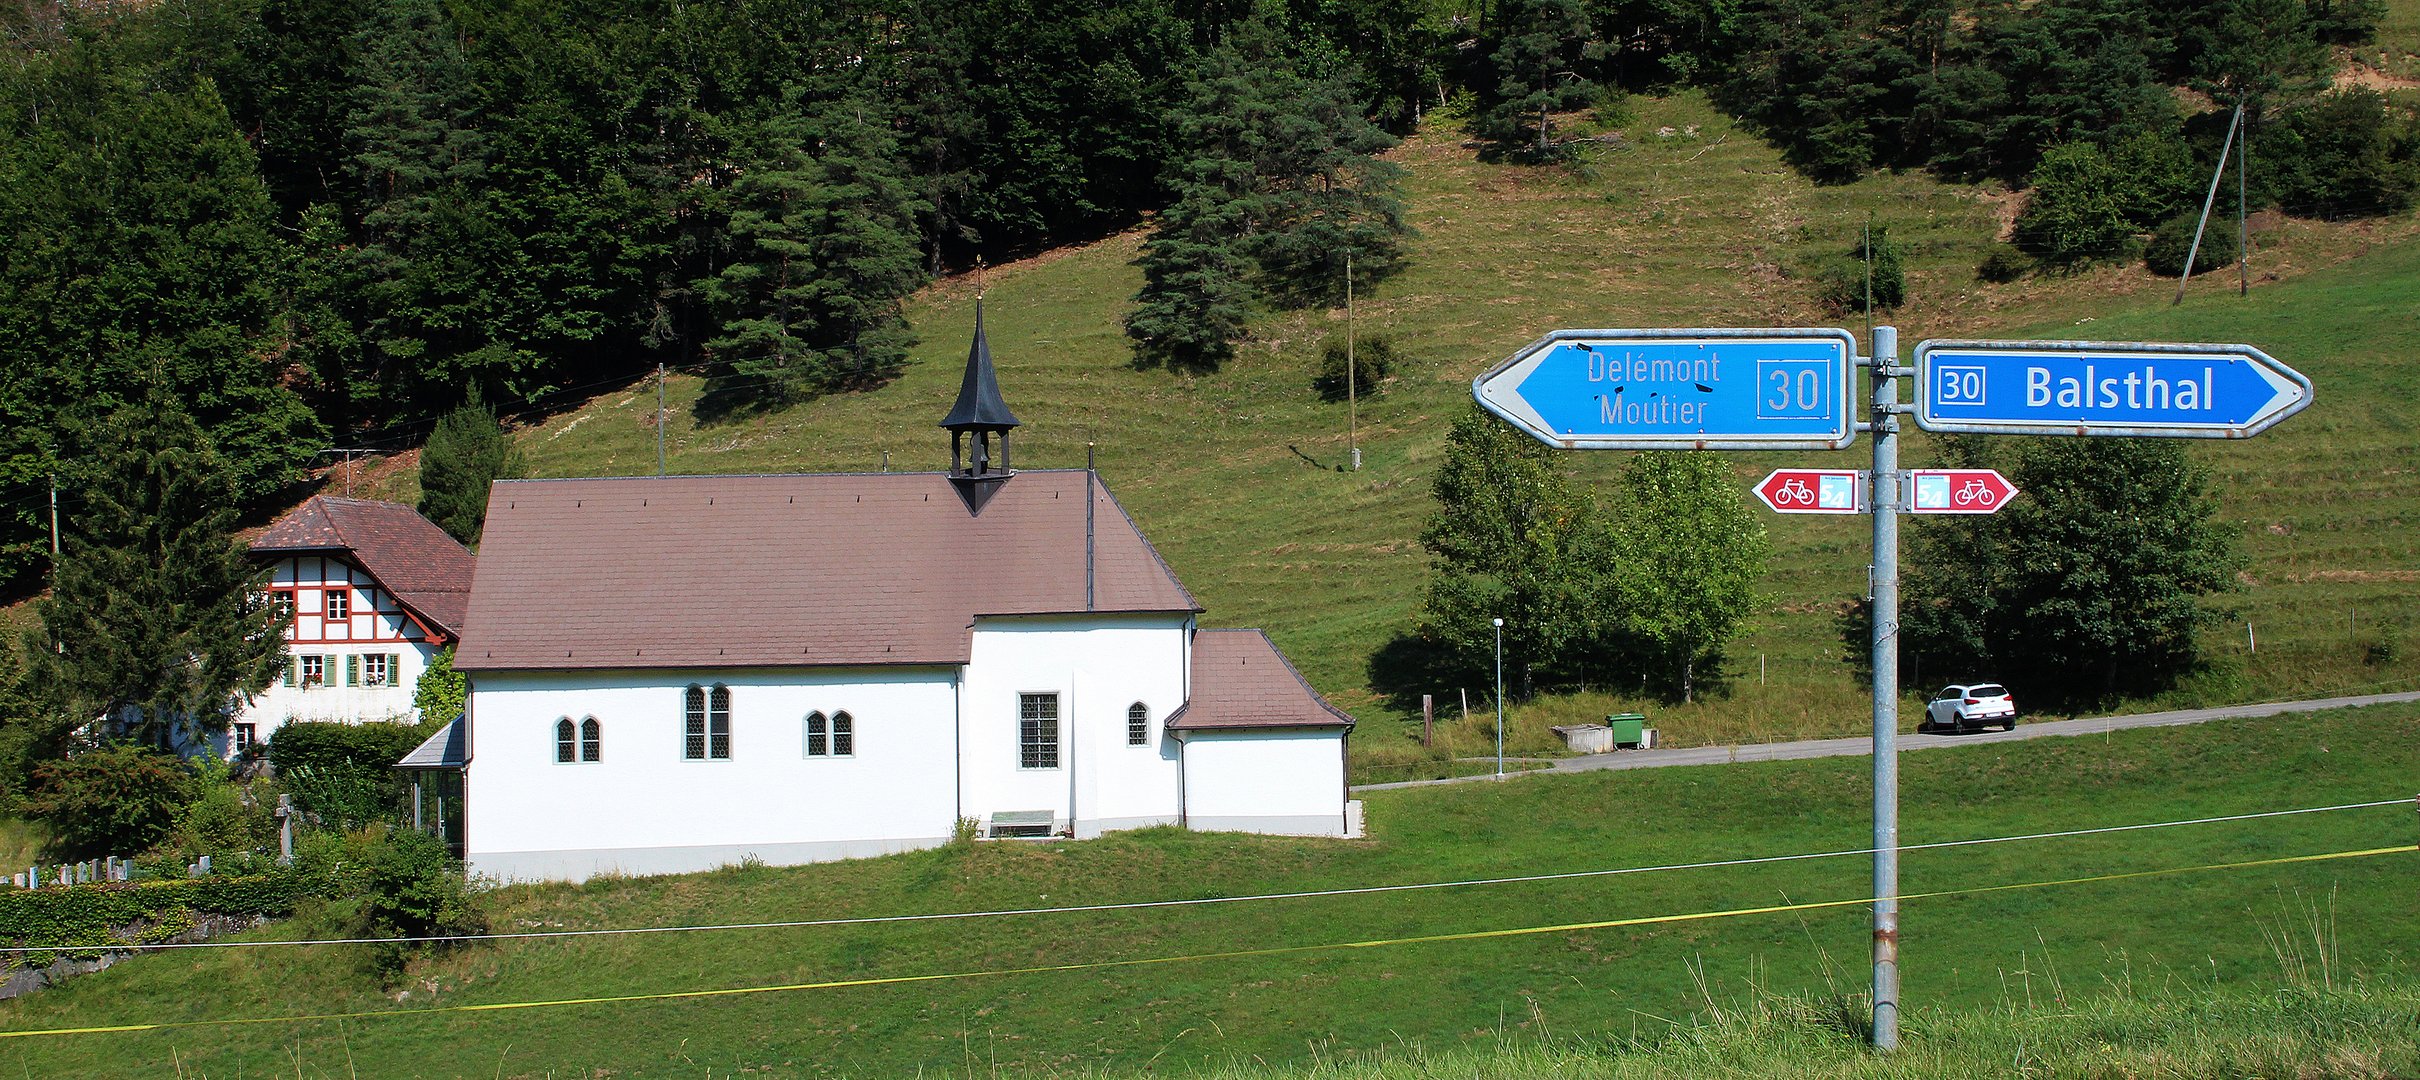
(266, 555, 447, 647)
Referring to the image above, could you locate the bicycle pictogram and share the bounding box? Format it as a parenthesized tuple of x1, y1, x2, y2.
(1775, 477, 1816, 506)
(1952, 479, 1997, 508)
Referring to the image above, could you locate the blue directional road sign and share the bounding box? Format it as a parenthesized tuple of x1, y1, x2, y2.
(1473, 328, 1858, 450)
(1915, 340, 2311, 439)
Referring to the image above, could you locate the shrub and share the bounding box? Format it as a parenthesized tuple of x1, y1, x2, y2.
(1314, 336, 1398, 402)
(268, 721, 429, 828)
(2143, 213, 2240, 277)
(1976, 245, 2031, 283)
(411, 647, 466, 724)
(0, 870, 311, 969)
(24, 746, 196, 860)
(267, 720, 429, 778)
(2013, 133, 2195, 270)
(1815, 226, 1906, 313)
(169, 756, 275, 858)
(353, 826, 485, 981)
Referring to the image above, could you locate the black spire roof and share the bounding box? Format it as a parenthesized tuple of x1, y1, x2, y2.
(940, 301, 1020, 430)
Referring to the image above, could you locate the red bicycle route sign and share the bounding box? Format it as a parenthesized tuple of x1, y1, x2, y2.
(1907, 469, 2016, 514)
(1753, 469, 1864, 514)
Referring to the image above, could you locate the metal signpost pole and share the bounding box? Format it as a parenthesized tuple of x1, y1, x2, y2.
(1869, 324, 1902, 1051)
(1493, 617, 1505, 779)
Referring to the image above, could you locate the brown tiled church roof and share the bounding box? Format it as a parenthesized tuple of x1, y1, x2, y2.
(455, 470, 1201, 672)
(250, 497, 476, 637)
(1167, 629, 1354, 731)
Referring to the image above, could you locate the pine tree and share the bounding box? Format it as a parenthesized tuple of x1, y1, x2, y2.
(1125, 19, 1412, 371)
(25, 394, 286, 750)
(416, 389, 526, 545)
(1477, 0, 1607, 157)
(341, 0, 524, 413)
(697, 89, 929, 409)
(0, 49, 321, 589)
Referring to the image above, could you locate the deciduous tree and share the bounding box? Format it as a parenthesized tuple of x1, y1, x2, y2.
(1416, 407, 1599, 699)
(1904, 438, 2242, 708)
(1602, 453, 1767, 703)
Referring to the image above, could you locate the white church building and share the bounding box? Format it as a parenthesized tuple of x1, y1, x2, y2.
(437, 311, 1360, 882)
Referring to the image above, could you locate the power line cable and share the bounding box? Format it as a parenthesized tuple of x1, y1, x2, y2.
(1, 843, 2406, 1042)
(7, 796, 2400, 956)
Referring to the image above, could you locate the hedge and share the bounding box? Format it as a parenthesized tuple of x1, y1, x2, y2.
(0, 871, 311, 970)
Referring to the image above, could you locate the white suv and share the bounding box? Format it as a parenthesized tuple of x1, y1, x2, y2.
(1923, 683, 2017, 733)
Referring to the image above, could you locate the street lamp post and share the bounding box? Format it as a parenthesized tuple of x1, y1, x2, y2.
(1492, 617, 1505, 779)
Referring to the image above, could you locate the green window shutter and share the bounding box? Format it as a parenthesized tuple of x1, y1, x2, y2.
(391, 654, 402, 685)
(345, 654, 359, 687)
(283, 658, 297, 688)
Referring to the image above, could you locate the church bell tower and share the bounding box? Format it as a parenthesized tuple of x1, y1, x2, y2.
(941, 300, 1021, 514)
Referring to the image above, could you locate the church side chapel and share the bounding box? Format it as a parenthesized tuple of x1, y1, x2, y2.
(439, 308, 1358, 882)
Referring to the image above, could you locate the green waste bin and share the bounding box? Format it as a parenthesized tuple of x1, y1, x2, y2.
(1607, 714, 1646, 747)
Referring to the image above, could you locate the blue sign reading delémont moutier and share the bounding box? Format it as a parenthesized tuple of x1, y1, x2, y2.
(1473, 328, 1857, 451)
(1915, 340, 2311, 439)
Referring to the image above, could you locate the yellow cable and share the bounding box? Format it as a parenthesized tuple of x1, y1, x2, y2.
(2, 843, 2408, 1041)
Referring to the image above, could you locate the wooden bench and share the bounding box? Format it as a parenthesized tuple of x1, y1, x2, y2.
(987, 810, 1057, 839)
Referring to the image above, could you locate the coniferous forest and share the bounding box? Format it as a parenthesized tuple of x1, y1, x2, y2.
(0, 0, 2404, 594)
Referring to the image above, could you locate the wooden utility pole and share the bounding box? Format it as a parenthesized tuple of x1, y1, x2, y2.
(48, 474, 59, 557)
(1346, 251, 1359, 470)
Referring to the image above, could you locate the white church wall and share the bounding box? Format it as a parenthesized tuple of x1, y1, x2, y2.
(958, 614, 1189, 836)
(1180, 728, 1349, 837)
(465, 666, 960, 882)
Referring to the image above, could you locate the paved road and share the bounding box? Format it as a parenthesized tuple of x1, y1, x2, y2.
(1353, 689, 2420, 793)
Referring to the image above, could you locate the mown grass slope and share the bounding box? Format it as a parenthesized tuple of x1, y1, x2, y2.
(398, 89, 2420, 781)
(0, 703, 2411, 1076)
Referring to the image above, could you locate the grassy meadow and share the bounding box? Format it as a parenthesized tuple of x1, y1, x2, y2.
(298, 88, 2420, 781)
(0, 703, 2412, 1075)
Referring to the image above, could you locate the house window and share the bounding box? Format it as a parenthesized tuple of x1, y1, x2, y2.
(1018, 693, 1059, 769)
(1127, 702, 1149, 746)
(299, 654, 327, 687)
(270, 591, 294, 622)
(362, 653, 395, 687)
(581, 717, 601, 762)
(556, 718, 577, 763)
(324, 588, 350, 620)
(232, 723, 257, 754)
(685, 685, 730, 760)
(808, 711, 855, 758)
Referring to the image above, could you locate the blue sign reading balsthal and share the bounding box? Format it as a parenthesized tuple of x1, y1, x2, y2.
(1915, 340, 2312, 439)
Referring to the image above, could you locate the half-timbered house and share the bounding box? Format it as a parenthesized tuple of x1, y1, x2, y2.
(236, 497, 474, 753)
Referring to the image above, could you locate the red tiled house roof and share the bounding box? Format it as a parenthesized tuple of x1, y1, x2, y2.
(249, 496, 477, 637)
